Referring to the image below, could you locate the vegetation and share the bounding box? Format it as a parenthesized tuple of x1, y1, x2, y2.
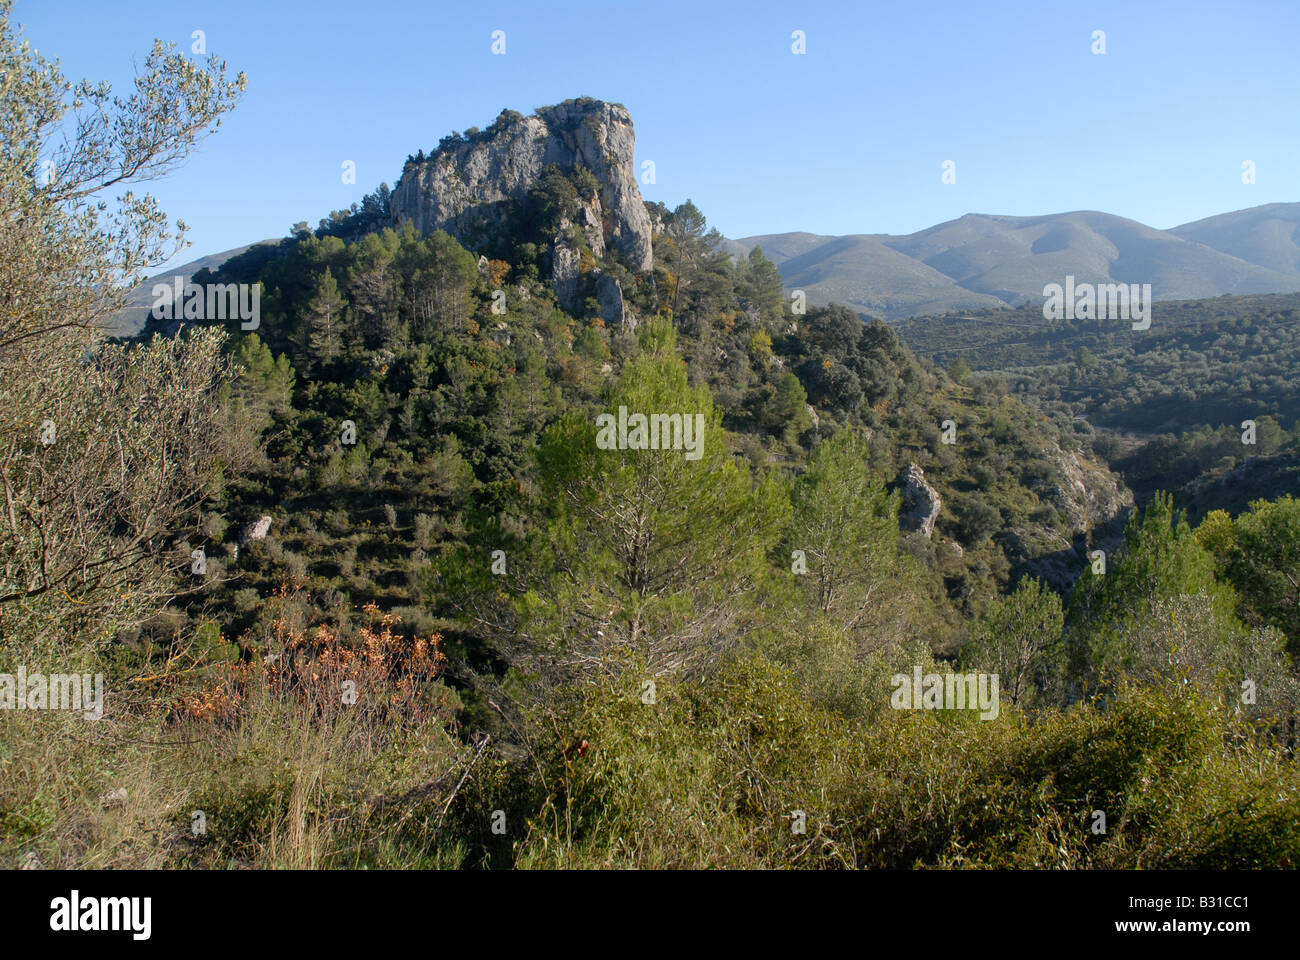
(3, 9, 1299, 870)
(896, 293, 1300, 513)
(896, 293, 1300, 437)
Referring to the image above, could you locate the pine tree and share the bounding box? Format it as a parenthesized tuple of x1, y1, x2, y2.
(1067, 492, 1240, 689)
(789, 429, 900, 630)
(305, 267, 345, 367)
(516, 318, 788, 681)
(1199, 496, 1300, 657)
(231, 332, 296, 432)
(739, 246, 785, 325)
(967, 576, 1065, 708)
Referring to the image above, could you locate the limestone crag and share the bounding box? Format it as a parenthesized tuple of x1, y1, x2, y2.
(390, 98, 653, 275)
(898, 463, 941, 538)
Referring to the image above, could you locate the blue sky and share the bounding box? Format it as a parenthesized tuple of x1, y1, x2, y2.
(17, 0, 1299, 267)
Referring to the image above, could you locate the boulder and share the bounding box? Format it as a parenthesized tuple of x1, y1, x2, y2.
(898, 463, 941, 539)
(238, 515, 273, 546)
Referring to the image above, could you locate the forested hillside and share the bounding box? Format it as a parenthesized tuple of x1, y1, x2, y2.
(896, 294, 1300, 514)
(3, 6, 1299, 872)
(132, 180, 1136, 664)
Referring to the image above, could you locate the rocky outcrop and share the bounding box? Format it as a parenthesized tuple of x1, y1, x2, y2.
(550, 228, 583, 310)
(390, 98, 653, 273)
(1177, 453, 1300, 523)
(1009, 441, 1133, 592)
(1049, 447, 1132, 535)
(238, 515, 273, 546)
(898, 463, 941, 538)
(646, 204, 667, 237)
(595, 272, 629, 329)
(549, 204, 607, 312)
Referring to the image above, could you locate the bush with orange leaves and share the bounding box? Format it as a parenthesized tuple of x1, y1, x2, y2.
(176, 599, 453, 728)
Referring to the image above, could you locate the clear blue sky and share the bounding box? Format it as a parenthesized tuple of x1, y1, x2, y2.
(18, 0, 1300, 267)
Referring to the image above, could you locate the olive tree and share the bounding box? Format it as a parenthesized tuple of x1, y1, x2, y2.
(0, 2, 247, 657)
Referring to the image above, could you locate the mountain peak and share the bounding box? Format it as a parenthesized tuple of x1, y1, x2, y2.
(388, 98, 653, 275)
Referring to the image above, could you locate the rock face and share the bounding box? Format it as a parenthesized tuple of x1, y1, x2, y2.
(390, 98, 654, 275)
(1049, 447, 1132, 535)
(1178, 453, 1300, 522)
(595, 273, 628, 328)
(1006, 440, 1133, 593)
(898, 463, 941, 538)
(549, 228, 583, 309)
(238, 515, 273, 546)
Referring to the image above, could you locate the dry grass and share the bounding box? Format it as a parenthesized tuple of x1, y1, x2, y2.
(1, 599, 470, 870)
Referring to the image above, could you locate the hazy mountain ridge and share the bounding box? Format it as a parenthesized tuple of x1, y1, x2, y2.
(1170, 202, 1300, 276)
(107, 240, 277, 336)
(124, 203, 1300, 336)
(727, 204, 1300, 320)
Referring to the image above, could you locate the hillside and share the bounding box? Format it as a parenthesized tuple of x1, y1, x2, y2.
(7, 34, 1300, 875)
(108, 240, 278, 336)
(146, 103, 1135, 655)
(894, 291, 1300, 514)
(727, 204, 1300, 320)
(1171, 202, 1300, 276)
(895, 291, 1300, 432)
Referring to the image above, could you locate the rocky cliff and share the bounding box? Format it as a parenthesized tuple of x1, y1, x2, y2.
(389, 98, 654, 283)
(1006, 439, 1133, 592)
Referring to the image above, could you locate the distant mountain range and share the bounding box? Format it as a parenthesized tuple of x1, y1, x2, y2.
(724, 202, 1300, 320)
(120, 202, 1300, 336)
